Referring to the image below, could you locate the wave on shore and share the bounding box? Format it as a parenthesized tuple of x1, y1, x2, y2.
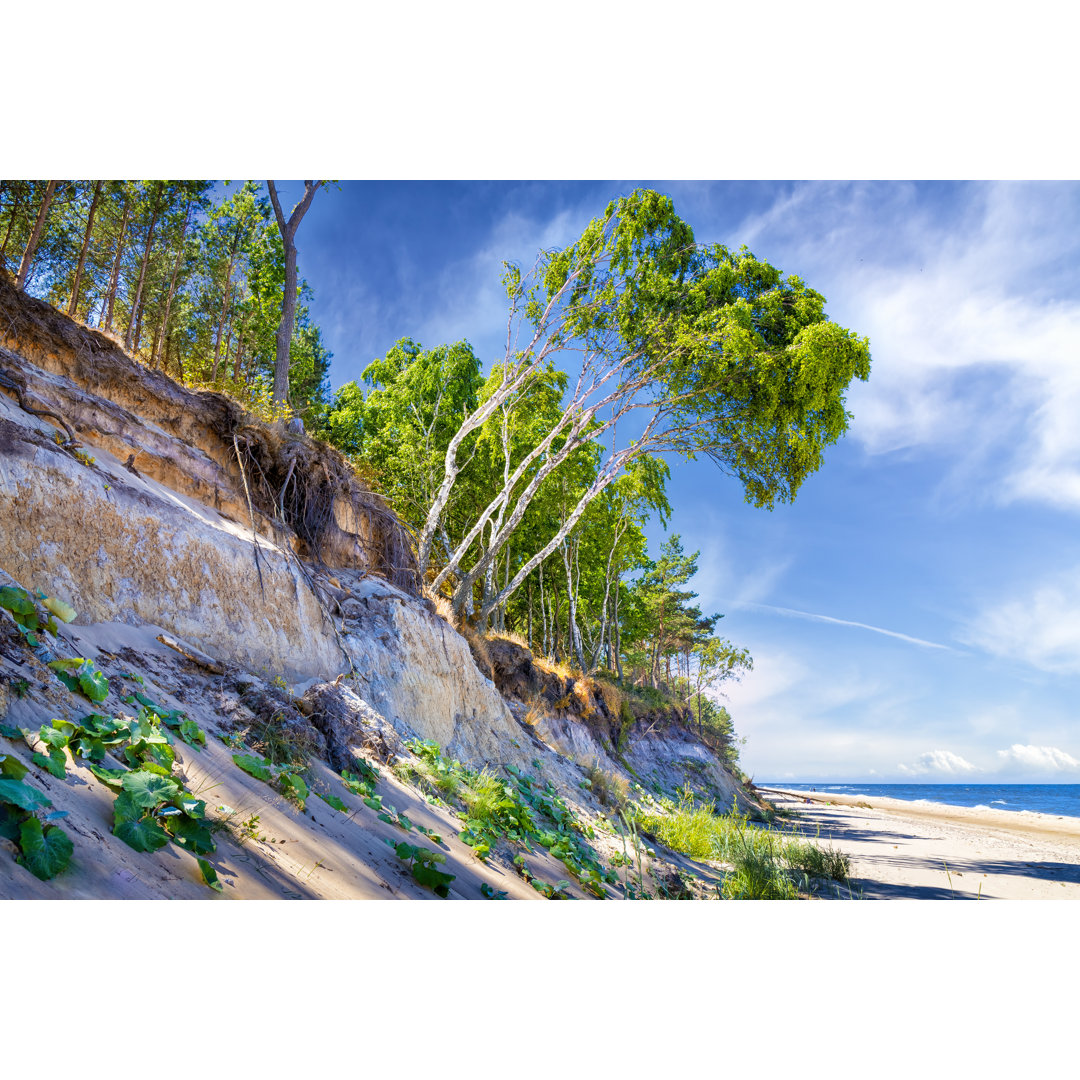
(763, 782, 1080, 820)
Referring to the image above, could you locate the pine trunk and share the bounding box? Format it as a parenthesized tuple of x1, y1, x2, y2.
(15, 180, 58, 291)
(67, 181, 103, 317)
(152, 199, 193, 369)
(104, 196, 131, 333)
(124, 193, 162, 352)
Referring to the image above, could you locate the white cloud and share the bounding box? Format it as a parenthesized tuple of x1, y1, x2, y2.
(735, 181, 1080, 513)
(963, 567, 1080, 674)
(897, 750, 979, 776)
(995, 744, 1080, 773)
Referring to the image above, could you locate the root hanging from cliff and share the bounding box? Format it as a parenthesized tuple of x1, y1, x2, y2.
(230, 421, 419, 594)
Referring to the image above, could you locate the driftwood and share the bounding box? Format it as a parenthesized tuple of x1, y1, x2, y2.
(156, 633, 226, 674)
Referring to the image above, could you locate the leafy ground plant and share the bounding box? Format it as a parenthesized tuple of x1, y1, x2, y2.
(390, 840, 455, 897)
(401, 740, 616, 897)
(0, 585, 77, 648)
(0, 751, 73, 880)
(233, 751, 308, 809)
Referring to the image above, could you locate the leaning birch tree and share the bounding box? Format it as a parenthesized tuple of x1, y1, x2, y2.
(416, 189, 872, 625)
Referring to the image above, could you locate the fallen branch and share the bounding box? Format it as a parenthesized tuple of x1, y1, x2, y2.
(156, 632, 226, 674)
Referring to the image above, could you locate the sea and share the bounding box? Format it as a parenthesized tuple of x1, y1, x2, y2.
(761, 783, 1080, 821)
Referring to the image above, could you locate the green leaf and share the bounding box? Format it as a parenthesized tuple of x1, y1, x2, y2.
(0, 586, 35, 617)
(316, 792, 348, 813)
(111, 790, 144, 824)
(17, 818, 73, 880)
(0, 777, 51, 811)
(87, 763, 127, 788)
(232, 754, 272, 781)
(114, 816, 171, 853)
(0, 753, 28, 781)
(177, 719, 205, 748)
(411, 861, 455, 897)
(42, 597, 77, 623)
(38, 725, 69, 750)
(278, 772, 308, 808)
(362, 795, 383, 811)
(197, 858, 223, 892)
(32, 749, 66, 779)
(136, 761, 173, 778)
(0, 802, 27, 840)
(0, 722, 22, 738)
(176, 794, 206, 818)
(70, 736, 106, 762)
(78, 664, 109, 703)
(168, 815, 216, 855)
(48, 659, 109, 702)
(121, 770, 180, 808)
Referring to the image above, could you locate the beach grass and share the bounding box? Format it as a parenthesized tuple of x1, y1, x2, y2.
(635, 790, 850, 898)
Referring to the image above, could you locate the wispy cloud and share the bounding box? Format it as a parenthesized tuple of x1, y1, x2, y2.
(962, 567, 1080, 674)
(733, 601, 953, 651)
(898, 750, 979, 776)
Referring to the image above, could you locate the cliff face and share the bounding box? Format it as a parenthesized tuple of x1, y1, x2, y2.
(0, 276, 523, 764)
(0, 283, 754, 900)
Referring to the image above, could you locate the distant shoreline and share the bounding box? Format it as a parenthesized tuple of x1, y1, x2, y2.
(758, 782, 1080, 822)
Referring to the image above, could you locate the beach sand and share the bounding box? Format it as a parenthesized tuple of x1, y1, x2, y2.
(759, 788, 1080, 899)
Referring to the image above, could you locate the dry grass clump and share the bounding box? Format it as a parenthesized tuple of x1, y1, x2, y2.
(533, 654, 577, 681)
(593, 677, 626, 720)
(485, 629, 529, 650)
(428, 596, 494, 678)
(583, 758, 630, 810)
(572, 678, 598, 719)
(521, 694, 546, 727)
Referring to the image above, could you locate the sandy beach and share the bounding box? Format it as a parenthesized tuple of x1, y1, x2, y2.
(760, 788, 1080, 899)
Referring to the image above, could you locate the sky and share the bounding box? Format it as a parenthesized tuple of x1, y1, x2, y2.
(270, 179, 1080, 784)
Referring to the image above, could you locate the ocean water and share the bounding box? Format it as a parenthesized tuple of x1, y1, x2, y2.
(763, 783, 1080, 821)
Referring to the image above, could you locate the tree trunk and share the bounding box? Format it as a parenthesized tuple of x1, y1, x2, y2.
(210, 264, 235, 384)
(67, 181, 103, 317)
(267, 180, 322, 405)
(152, 198, 193, 369)
(104, 194, 131, 333)
(125, 188, 163, 352)
(15, 180, 58, 291)
(0, 183, 24, 263)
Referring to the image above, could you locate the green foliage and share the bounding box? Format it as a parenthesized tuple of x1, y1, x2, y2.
(0, 753, 28, 781)
(278, 770, 308, 810)
(17, 817, 74, 880)
(198, 858, 224, 892)
(121, 770, 181, 808)
(480, 882, 508, 899)
(316, 791, 349, 813)
(403, 740, 614, 896)
(32, 749, 67, 779)
(232, 753, 273, 781)
(0, 777, 51, 812)
(0, 586, 78, 648)
(47, 658, 109, 703)
(635, 791, 849, 899)
(391, 840, 456, 898)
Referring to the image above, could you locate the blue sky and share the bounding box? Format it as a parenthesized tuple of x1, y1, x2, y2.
(271, 179, 1080, 783)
